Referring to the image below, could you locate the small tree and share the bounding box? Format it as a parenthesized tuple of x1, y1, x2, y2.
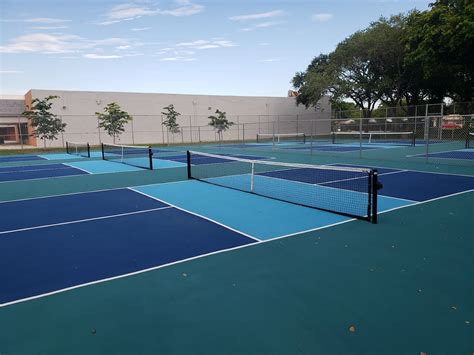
(96, 102, 132, 143)
(161, 104, 181, 144)
(208, 109, 234, 141)
(22, 95, 66, 148)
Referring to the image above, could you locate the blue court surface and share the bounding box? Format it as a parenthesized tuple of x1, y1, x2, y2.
(285, 144, 381, 152)
(409, 149, 474, 160)
(0, 155, 47, 163)
(159, 152, 270, 165)
(2, 162, 473, 306)
(0, 163, 89, 183)
(0, 188, 256, 305)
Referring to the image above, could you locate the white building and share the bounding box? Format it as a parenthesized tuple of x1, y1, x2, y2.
(1, 89, 331, 147)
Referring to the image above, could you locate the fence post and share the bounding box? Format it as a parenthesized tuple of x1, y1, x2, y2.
(189, 116, 193, 144)
(424, 104, 429, 161)
(161, 115, 165, 145)
(359, 111, 363, 159)
(237, 116, 240, 141)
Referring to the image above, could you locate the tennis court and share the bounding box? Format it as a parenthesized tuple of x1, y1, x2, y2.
(0, 144, 473, 354)
(409, 148, 474, 161)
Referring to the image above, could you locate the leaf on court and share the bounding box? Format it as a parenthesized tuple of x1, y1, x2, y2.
(348, 325, 356, 333)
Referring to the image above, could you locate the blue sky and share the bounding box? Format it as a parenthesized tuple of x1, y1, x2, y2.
(1, 0, 430, 97)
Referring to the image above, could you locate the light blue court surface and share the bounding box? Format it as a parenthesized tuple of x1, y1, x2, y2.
(134, 180, 413, 240)
(37, 151, 103, 160)
(66, 158, 185, 174)
(66, 160, 143, 173)
(39, 153, 87, 160)
(153, 158, 186, 169)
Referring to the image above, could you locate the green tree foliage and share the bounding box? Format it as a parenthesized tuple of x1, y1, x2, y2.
(404, 0, 474, 101)
(293, 0, 473, 115)
(22, 95, 66, 148)
(96, 102, 132, 143)
(161, 104, 181, 134)
(208, 109, 234, 140)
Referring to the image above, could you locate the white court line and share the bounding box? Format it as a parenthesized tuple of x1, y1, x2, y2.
(318, 169, 407, 186)
(0, 166, 74, 175)
(0, 180, 188, 204)
(129, 187, 261, 242)
(329, 162, 474, 178)
(376, 189, 474, 216)
(0, 206, 173, 235)
(63, 163, 93, 174)
(406, 147, 474, 157)
(1, 187, 472, 308)
(0, 166, 91, 184)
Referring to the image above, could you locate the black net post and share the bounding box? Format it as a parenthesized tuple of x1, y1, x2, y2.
(66, 142, 69, 154)
(411, 132, 416, 147)
(371, 170, 380, 224)
(332, 132, 336, 144)
(148, 146, 153, 170)
(101, 143, 105, 160)
(186, 150, 192, 179)
(86, 143, 91, 158)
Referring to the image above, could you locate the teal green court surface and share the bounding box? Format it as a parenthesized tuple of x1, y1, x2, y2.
(0, 146, 473, 355)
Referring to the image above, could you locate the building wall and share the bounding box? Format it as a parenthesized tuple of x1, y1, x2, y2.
(27, 89, 331, 147)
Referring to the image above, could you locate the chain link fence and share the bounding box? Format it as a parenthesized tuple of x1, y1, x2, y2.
(1, 103, 472, 167)
(218, 114, 473, 166)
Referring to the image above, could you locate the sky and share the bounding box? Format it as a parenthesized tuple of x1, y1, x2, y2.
(0, 0, 431, 97)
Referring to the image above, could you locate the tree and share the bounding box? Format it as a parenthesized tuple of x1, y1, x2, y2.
(292, 6, 474, 116)
(292, 54, 333, 108)
(161, 104, 181, 134)
(292, 27, 390, 117)
(208, 109, 234, 141)
(96, 102, 132, 143)
(404, 0, 474, 102)
(22, 95, 66, 148)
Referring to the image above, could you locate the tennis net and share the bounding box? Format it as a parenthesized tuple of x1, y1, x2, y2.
(66, 141, 90, 158)
(187, 151, 380, 223)
(332, 131, 415, 146)
(102, 143, 153, 170)
(257, 133, 306, 144)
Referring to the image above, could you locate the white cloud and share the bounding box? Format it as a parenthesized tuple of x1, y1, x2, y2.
(160, 0, 204, 16)
(241, 21, 281, 32)
(24, 18, 71, 24)
(31, 25, 69, 30)
(117, 45, 132, 50)
(160, 57, 197, 62)
(100, 3, 158, 25)
(259, 58, 280, 62)
(311, 13, 333, 22)
(98, 1, 203, 25)
(83, 54, 122, 59)
(0, 70, 23, 74)
(131, 27, 152, 31)
(229, 10, 284, 21)
(0, 33, 129, 54)
(176, 39, 236, 49)
(259, 42, 270, 46)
